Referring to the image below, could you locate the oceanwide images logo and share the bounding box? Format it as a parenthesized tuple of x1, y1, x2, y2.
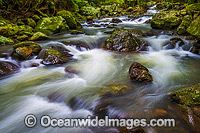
(24, 114, 175, 129)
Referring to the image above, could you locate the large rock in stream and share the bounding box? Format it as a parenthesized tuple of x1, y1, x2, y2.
(0, 61, 20, 77)
(11, 41, 42, 60)
(103, 28, 147, 52)
(37, 47, 73, 65)
(129, 62, 153, 82)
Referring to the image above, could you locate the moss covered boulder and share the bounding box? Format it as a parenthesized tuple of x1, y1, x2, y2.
(30, 32, 48, 41)
(37, 47, 73, 65)
(26, 18, 36, 28)
(17, 35, 29, 41)
(187, 15, 200, 40)
(177, 15, 193, 35)
(103, 28, 146, 52)
(80, 6, 100, 18)
(186, 3, 200, 14)
(11, 41, 42, 60)
(129, 62, 153, 82)
(57, 10, 77, 29)
(35, 16, 69, 35)
(151, 11, 182, 29)
(0, 36, 14, 45)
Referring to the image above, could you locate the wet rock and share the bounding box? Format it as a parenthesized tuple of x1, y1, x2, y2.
(0, 61, 19, 77)
(190, 41, 200, 54)
(151, 11, 181, 29)
(65, 66, 79, 74)
(94, 24, 101, 27)
(30, 32, 49, 41)
(70, 30, 84, 35)
(104, 30, 113, 34)
(187, 15, 200, 40)
(169, 37, 185, 47)
(129, 62, 153, 82)
(11, 41, 41, 60)
(104, 28, 147, 52)
(31, 63, 39, 67)
(177, 15, 192, 35)
(0, 36, 14, 45)
(169, 83, 200, 123)
(37, 48, 73, 65)
(111, 18, 122, 23)
(86, 16, 93, 24)
(60, 40, 91, 50)
(35, 16, 69, 35)
(57, 10, 78, 29)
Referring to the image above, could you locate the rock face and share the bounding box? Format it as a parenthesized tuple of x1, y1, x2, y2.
(151, 11, 181, 29)
(30, 32, 49, 41)
(11, 41, 41, 60)
(35, 16, 69, 35)
(0, 61, 19, 77)
(104, 28, 146, 52)
(187, 15, 200, 40)
(0, 36, 14, 45)
(37, 48, 73, 65)
(177, 15, 192, 35)
(57, 10, 77, 29)
(129, 62, 153, 82)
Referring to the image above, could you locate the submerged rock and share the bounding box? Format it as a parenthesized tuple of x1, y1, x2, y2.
(35, 16, 69, 35)
(60, 40, 91, 50)
(177, 15, 192, 35)
(37, 48, 73, 65)
(0, 36, 14, 45)
(0, 61, 19, 77)
(104, 28, 146, 52)
(129, 62, 153, 82)
(187, 15, 200, 40)
(11, 41, 41, 60)
(111, 18, 122, 23)
(30, 32, 49, 41)
(151, 11, 181, 29)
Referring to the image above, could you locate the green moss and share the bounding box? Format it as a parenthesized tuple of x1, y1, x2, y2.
(30, 32, 48, 41)
(13, 41, 41, 54)
(0, 36, 14, 45)
(187, 15, 200, 39)
(35, 16, 69, 35)
(17, 35, 28, 41)
(177, 15, 192, 35)
(45, 49, 61, 57)
(26, 18, 36, 28)
(57, 10, 77, 29)
(170, 83, 200, 107)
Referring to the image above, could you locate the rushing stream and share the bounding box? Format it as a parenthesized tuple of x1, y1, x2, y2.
(0, 6, 200, 133)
